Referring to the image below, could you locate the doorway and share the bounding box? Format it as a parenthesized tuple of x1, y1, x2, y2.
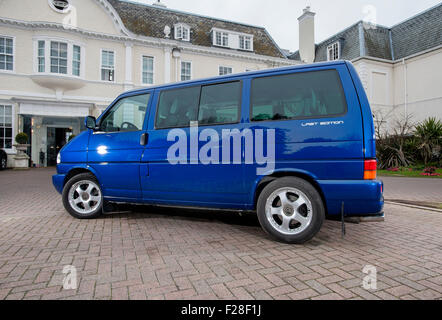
(46, 127, 72, 166)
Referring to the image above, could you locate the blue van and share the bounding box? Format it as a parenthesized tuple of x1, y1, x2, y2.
(53, 60, 384, 244)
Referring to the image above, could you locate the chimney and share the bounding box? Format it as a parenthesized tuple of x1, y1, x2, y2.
(298, 6, 316, 63)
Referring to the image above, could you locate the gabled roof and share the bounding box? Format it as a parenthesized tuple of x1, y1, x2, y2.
(289, 3, 442, 62)
(107, 0, 285, 58)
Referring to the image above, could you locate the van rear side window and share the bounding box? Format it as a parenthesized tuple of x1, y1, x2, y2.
(156, 81, 241, 129)
(251, 69, 347, 122)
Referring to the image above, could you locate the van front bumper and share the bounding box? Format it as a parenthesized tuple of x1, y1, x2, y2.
(317, 179, 384, 217)
(52, 174, 66, 194)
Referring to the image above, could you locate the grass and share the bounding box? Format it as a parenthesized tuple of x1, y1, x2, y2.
(378, 167, 442, 178)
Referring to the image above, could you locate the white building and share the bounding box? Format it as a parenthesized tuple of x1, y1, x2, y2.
(290, 5, 442, 130)
(0, 0, 294, 167)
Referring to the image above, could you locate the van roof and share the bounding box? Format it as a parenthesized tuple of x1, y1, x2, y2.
(122, 60, 348, 97)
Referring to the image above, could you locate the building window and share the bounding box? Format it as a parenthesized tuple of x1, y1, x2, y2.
(215, 31, 229, 47)
(219, 66, 233, 76)
(0, 36, 13, 71)
(174, 24, 190, 42)
(142, 56, 154, 85)
(49, 0, 70, 13)
(0, 105, 12, 149)
(101, 50, 115, 81)
(50, 41, 68, 74)
(327, 42, 340, 61)
(38, 41, 45, 73)
(181, 61, 192, 81)
(72, 45, 81, 76)
(239, 35, 252, 51)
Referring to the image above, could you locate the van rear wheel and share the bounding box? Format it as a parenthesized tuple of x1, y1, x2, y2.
(257, 177, 324, 244)
(62, 173, 103, 219)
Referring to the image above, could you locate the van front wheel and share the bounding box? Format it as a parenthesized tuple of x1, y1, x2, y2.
(62, 173, 103, 219)
(257, 177, 324, 244)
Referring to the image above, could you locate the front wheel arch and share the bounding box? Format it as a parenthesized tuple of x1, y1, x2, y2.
(64, 167, 98, 188)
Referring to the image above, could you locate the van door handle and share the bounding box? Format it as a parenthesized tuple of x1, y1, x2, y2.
(140, 133, 149, 146)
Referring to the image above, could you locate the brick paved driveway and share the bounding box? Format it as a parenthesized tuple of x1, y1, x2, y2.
(0, 168, 441, 300)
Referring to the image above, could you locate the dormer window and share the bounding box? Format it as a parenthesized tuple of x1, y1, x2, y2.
(174, 24, 190, 42)
(214, 31, 229, 47)
(211, 28, 253, 51)
(327, 42, 340, 61)
(239, 35, 252, 51)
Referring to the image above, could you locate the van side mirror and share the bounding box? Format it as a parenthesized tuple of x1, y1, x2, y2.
(85, 116, 97, 130)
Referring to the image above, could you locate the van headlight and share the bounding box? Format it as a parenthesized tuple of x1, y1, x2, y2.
(57, 153, 61, 164)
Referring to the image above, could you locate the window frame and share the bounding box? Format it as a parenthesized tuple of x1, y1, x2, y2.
(0, 104, 14, 151)
(72, 45, 81, 77)
(37, 40, 45, 73)
(239, 35, 252, 51)
(96, 93, 151, 134)
(180, 61, 192, 81)
(214, 31, 229, 48)
(141, 55, 154, 85)
(154, 80, 243, 130)
(327, 42, 340, 61)
(174, 23, 190, 42)
(219, 66, 233, 76)
(249, 69, 348, 123)
(49, 41, 68, 75)
(34, 37, 84, 77)
(0, 35, 15, 73)
(100, 49, 115, 82)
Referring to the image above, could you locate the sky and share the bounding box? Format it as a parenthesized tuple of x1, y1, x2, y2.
(132, 0, 441, 52)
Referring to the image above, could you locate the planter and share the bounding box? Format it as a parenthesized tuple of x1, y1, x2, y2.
(13, 144, 30, 170)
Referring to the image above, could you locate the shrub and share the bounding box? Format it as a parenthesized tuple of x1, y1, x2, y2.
(15, 132, 28, 144)
(415, 117, 442, 165)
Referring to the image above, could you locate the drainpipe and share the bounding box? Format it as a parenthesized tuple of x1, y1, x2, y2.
(402, 58, 408, 121)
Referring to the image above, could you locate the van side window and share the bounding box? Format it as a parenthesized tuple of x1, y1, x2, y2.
(198, 82, 241, 125)
(100, 94, 150, 132)
(251, 69, 347, 122)
(156, 86, 200, 129)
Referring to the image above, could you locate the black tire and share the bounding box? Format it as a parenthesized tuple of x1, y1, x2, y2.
(62, 173, 103, 219)
(0, 154, 6, 170)
(257, 177, 325, 244)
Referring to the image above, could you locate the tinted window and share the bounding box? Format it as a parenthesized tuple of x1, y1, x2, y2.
(156, 86, 200, 129)
(251, 69, 347, 122)
(198, 82, 241, 125)
(100, 94, 149, 132)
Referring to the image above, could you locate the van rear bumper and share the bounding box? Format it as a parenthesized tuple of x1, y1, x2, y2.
(317, 179, 384, 216)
